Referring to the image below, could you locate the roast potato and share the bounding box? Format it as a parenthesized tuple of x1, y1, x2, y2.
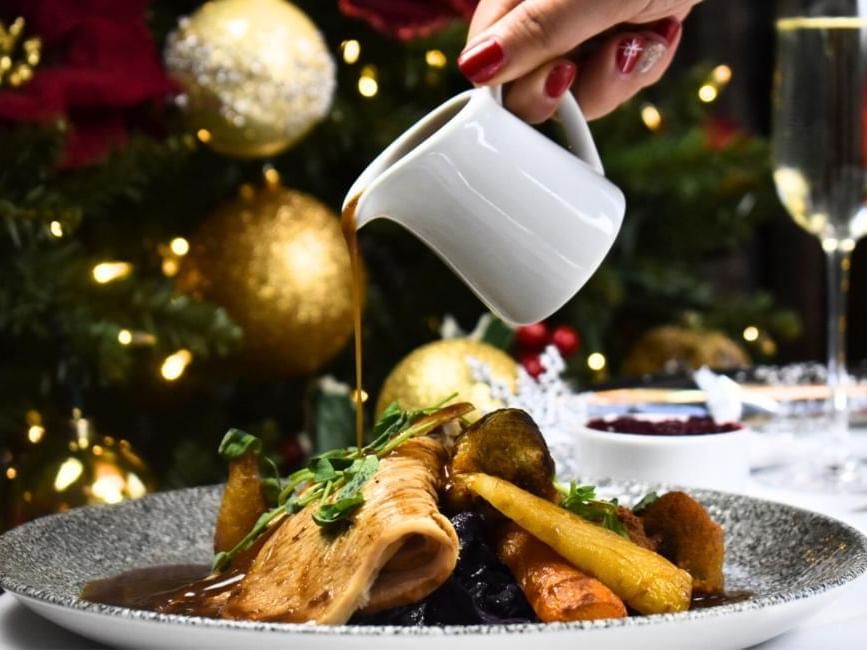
(640, 491, 725, 593)
(214, 451, 267, 553)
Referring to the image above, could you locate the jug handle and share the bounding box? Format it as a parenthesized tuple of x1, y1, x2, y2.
(488, 85, 605, 175)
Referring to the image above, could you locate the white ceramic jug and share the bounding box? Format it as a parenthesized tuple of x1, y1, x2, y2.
(344, 86, 626, 325)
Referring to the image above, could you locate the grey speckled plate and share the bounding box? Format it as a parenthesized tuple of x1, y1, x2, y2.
(1, 482, 865, 650)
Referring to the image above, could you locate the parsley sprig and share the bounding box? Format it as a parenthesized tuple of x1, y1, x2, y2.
(557, 482, 629, 538)
(212, 395, 469, 572)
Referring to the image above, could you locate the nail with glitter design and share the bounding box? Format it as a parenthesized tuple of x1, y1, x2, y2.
(616, 36, 645, 75)
(637, 41, 667, 74)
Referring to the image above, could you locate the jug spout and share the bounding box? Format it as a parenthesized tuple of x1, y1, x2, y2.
(343, 193, 372, 229)
(342, 144, 416, 230)
(342, 89, 476, 228)
(342, 175, 402, 231)
(342, 162, 396, 230)
(341, 122, 420, 229)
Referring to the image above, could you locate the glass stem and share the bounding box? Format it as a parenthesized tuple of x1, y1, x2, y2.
(825, 242, 853, 465)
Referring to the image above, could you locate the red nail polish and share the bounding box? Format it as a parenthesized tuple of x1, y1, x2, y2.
(458, 37, 505, 83)
(544, 62, 577, 99)
(616, 36, 645, 74)
(652, 18, 681, 44)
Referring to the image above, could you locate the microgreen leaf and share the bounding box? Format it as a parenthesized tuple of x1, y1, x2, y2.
(312, 494, 365, 525)
(559, 482, 629, 538)
(312, 455, 380, 528)
(311, 457, 338, 482)
(338, 455, 379, 496)
(310, 449, 356, 471)
(211, 508, 283, 571)
(633, 492, 660, 515)
(217, 428, 262, 460)
(261, 477, 281, 506)
(212, 551, 230, 573)
(212, 399, 469, 568)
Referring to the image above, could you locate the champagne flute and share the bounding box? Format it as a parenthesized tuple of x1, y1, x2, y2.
(770, 3, 867, 491)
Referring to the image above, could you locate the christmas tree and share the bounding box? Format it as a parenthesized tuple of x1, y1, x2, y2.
(0, 0, 797, 528)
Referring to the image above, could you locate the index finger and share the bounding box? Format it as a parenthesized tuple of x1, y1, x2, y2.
(460, 0, 699, 85)
(467, 0, 521, 42)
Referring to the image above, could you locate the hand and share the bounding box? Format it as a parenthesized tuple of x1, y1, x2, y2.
(458, 0, 703, 122)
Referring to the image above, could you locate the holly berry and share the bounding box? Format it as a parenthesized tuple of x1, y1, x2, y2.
(520, 353, 544, 378)
(515, 322, 550, 351)
(279, 436, 305, 468)
(551, 324, 581, 357)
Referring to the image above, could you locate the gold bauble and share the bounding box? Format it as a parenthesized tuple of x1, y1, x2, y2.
(623, 326, 750, 376)
(14, 412, 156, 524)
(376, 339, 519, 421)
(179, 184, 355, 376)
(165, 0, 336, 158)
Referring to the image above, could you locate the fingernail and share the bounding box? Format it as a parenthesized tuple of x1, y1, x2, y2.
(616, 36, 645, 75)
(544, 61, 577, 99)
(637, 41, 667, 74)
(652, 18, 682, 44)
(458, 36, 505, 83)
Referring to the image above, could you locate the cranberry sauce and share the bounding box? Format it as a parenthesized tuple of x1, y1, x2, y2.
(586, 416, 742, 436)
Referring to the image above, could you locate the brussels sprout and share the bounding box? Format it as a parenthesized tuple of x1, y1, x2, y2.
(448, 409, 557, 510)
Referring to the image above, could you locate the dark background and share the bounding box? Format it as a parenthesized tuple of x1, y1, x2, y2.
(681, 0, 865, 364)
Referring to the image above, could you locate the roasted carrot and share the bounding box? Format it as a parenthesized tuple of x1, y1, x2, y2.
(496, 523, 627, 622)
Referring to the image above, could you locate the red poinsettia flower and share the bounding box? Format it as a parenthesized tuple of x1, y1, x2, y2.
(338, 0, 478, 41)
(0, 0, 174, 168)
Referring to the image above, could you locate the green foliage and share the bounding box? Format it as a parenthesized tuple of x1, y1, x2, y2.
(0, 1, 799, 512)
(312, 382, 356, 454)
(561, 67, 800, 376)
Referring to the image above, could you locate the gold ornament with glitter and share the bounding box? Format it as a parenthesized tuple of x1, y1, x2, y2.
(0, 17, 41, 88)
(164, 0, 336, 158)
(622, 325, 750, 377)
(11, 410, 155, 525)
(178, 178, 356, 376)
(376, 339, 518, 422)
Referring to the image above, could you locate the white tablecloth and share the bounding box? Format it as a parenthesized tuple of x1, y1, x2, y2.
(2, 478, 866, 649)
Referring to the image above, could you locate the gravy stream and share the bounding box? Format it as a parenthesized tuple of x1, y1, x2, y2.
(341, 195, 364, 449)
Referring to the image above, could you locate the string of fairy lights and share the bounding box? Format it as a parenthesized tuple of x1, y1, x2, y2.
(640, 64, 733, 132)
(33, 35, 760, 389)
(0, 17, 41, 89)
(635, 63, 776, 358)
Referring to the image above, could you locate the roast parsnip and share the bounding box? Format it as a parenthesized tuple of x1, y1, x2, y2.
(214, 451, 266, 553)
(463, 473, 692, 615)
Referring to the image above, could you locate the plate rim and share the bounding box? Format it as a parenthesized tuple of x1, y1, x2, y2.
(2, 483, 866, 637)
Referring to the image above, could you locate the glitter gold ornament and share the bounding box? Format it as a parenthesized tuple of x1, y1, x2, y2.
(622, 325, 750, 377)
(178, 183, 355, 376)
(165, 0, 336, 158)
(12, 410, 155, 525)
(376, 339, 518, 421)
